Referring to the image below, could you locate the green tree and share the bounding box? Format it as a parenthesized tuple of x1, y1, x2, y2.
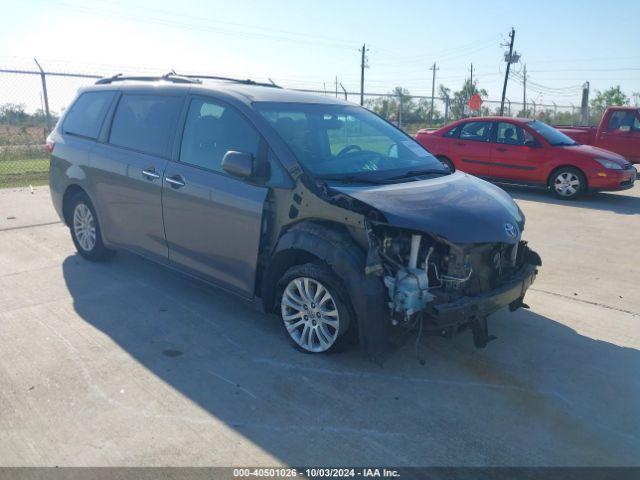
(440, 79, 488, 121)
(366, 86, 442, 132)
(590, 86, 630, 121)
(0, 103, 28, 125)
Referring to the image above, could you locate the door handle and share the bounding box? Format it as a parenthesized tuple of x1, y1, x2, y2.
(164, 175, 186, 188)
(142, 168, 160, 180)
(455, 141, 465, 146)
(496, 147, 508, 152)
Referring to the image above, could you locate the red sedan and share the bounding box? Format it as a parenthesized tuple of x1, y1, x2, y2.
(415, 117, 637, 199)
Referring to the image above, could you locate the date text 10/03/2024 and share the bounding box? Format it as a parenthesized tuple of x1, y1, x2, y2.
(233, 468, 401, 478)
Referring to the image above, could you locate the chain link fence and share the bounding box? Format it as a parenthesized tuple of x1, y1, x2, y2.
(0, 67, 580, 188)
(0, 69, 100, 188)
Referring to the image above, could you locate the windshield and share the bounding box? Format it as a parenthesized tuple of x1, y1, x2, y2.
(528, 120, 578, 146)
(255, 102, 448, 181)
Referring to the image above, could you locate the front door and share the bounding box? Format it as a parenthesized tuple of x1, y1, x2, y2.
(162, 96, 268, 297)
(449, 120, 493, 176)
(489, 122, 545, 184)
(600, 110, 640, 163)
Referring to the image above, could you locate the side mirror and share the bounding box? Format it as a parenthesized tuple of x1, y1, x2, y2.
(524, 140, 538, 147)
(222, 151, 254, 179)
(619, 125, 631, 133)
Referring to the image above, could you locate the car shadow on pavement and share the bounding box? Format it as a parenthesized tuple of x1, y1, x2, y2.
(500, 185, 640, 215)
(62, 252, 640, 466)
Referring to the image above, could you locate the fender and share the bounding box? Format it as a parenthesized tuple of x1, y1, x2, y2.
(263, 221, 389, 359)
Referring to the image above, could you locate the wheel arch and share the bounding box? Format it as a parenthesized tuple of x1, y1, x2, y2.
(62, 184, 88, 226)
(261, 220, 389, 357)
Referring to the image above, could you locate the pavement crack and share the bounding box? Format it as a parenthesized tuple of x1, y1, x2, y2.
(530, 288, 640, 317)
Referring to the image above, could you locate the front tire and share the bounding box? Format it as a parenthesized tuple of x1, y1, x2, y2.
(437, 155, 455, 172)
(550, 167, 585, 199)
(277, 262, 353, 353)
(69, 192, 115, 262)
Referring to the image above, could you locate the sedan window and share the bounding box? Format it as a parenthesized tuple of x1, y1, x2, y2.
(496, 122, 536, 146)
(459, 121, 491, 142)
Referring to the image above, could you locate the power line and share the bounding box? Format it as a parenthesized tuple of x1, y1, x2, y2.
(28, 0, 360, 50)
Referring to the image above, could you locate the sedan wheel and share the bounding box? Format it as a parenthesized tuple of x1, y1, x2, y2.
(73, 203, 97, 252)
(281, 277, 340, 353)
(553, 170, 582, 198)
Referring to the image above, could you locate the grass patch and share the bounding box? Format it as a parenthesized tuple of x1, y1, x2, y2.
(0, 157, 49, 188)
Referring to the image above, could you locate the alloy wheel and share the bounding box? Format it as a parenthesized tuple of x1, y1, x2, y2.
(73, 203, 97, 252)
(281, 277, 340, 353)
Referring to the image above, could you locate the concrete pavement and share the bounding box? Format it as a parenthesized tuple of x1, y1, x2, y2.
(0, 185, 639, 466)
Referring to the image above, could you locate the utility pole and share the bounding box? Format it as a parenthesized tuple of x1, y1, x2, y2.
(500, 28, 516, 116)
(429, 62, 439, 124)
(469, 63, 474, 117)
(359, 43, 368, 106)
(335, 76, 338, 98)
(522, 64, 527, 116)
(580, 81, 590, 125)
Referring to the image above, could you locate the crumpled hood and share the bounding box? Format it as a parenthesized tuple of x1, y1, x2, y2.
(331, 172, 524, 244)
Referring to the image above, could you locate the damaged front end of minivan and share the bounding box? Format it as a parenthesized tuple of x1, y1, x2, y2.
(365, 221, 540, 348)
(260, 170, 541, 358)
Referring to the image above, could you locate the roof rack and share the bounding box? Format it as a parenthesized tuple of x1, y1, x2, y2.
(95, 72, 202, 85)
(180, 74, 281, 88)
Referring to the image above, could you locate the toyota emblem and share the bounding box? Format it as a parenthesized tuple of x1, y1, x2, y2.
(504, 223, 518, 238)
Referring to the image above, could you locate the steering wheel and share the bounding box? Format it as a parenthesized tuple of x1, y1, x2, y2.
(337, 145, 362, 156)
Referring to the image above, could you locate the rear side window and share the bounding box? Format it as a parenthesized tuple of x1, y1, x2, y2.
(443, 125, 459, 138)
(63, 91, 115, 139)
(109, 94, 182, 157)
(459, 121, 491, 142)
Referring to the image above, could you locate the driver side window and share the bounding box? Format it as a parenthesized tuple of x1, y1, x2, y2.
(180, 98, 260, 173)
(607, 111, 637, 131)
(495, 122, 536, 146)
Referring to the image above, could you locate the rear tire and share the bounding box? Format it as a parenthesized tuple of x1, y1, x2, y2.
(437, 155, 455, 172)
(549, 167, 586, 200)
(68, 192, 115, 262)
(276, 261, 354, 354)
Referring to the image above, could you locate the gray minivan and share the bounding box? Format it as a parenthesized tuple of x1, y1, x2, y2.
(48, 74, 540, 355)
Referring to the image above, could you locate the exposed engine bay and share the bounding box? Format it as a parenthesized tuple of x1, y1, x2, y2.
(364, 221, 541, 345)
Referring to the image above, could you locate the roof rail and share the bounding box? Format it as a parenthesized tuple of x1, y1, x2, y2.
(179, 74, 281, 88)
(95, 72, 202, 85)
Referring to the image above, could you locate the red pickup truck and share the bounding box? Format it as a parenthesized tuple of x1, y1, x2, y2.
(556, 107, 640, 163)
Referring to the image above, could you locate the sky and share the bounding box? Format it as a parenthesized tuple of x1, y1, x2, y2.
(1, 0, 639, 111)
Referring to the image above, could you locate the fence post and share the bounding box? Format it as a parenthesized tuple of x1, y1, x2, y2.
(34, 58, 52, 134)
(339, 83, 347, 101)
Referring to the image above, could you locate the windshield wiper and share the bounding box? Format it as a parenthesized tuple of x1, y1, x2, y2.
(315, 174, 390, 184)
(385, 169, 449, 180)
